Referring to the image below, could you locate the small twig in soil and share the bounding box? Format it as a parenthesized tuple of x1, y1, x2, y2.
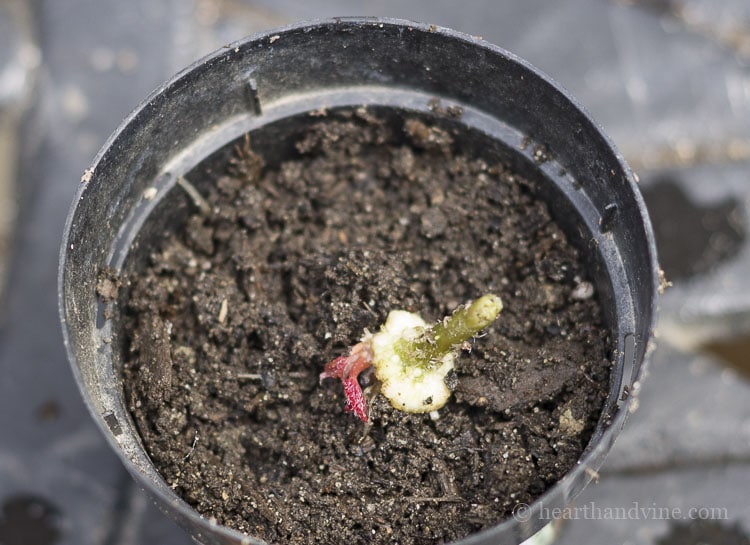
(218, 298, 228, 324)
(433, 458, 460, 498)
(236, 373, 263, 381)
(581, 372, 596, 384)
(236, 371, 308, 381)
(444, 446, 486, 454)
(176, 175, 212, 216)
(183, 432, 199, 461)
(361, 299, 377, 317)
(229, 133, 265, 185)
(407, 496, 466, 504)
(353, 382, 381, 442)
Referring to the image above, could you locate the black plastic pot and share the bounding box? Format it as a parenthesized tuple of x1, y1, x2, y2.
(59, 18, 659, 545)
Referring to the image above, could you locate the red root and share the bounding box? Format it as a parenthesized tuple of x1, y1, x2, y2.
(320, 341, 374, 422)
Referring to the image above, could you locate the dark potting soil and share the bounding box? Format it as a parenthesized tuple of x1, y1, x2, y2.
(118, 109, 612, 545)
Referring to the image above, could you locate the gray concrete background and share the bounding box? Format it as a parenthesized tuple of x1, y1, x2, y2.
(0, 1, 748, 544)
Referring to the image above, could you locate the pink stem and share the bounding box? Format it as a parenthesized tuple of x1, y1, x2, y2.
(320, 342, 374, 422)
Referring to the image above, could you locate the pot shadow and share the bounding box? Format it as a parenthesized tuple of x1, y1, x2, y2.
(0, 495, 62, 545)
(641, 177, 746, 282)
(656, 518, 750, 545)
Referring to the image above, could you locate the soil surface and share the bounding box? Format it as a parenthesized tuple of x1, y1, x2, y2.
(118, 109, 611, 545)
